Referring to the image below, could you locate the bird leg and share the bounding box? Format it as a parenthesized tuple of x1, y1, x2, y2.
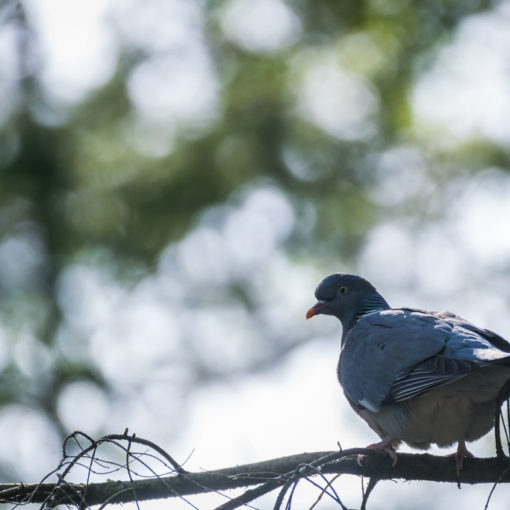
(357, 435, 398, 467)
(449, 440, 474, 477)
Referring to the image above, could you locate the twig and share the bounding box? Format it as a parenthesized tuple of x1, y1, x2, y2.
(360, 478, 378, 510)
(308, 474, 343, 510)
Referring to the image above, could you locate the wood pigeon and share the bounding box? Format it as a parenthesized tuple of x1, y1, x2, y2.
(306, 273, 510, 473)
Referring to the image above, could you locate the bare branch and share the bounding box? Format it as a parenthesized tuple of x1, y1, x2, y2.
(1, 432, 510, 509)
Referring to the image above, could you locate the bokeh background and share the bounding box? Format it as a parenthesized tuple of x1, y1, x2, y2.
(1, 0, 510, 508)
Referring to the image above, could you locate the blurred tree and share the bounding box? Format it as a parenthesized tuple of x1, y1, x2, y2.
(0, 1, 509, 501)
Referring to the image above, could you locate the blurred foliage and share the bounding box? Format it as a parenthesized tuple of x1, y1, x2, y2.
(0, 0, 509, 481)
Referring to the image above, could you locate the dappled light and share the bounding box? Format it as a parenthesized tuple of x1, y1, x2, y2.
(220, 0, 301, 53)
(295, 51, 379, 141)
(1, 0, 510, 508)
(24, 0, 116, 104)
(412, 2, 510, 145)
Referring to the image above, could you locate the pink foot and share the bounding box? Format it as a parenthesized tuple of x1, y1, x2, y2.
(448, 440, 474, 477)
(357, 436, 397, 467)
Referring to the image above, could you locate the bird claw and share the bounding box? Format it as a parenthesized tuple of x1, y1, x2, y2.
(449, 440, 474, 478)
(357, 439, 398, 467)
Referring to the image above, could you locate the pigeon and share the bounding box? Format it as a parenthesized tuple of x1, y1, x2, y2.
(306, 273, 510, 473)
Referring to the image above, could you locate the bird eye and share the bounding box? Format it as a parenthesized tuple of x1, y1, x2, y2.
(338, 286, 348, 295)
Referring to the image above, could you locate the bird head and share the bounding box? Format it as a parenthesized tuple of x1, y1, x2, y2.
(306, 273, 389, 329)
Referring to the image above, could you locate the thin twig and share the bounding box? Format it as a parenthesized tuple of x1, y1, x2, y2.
(308, 474, 343, 510)
(360, 478, 378, 510)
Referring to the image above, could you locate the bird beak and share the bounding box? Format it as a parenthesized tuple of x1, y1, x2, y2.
(306, 300, 326, 319)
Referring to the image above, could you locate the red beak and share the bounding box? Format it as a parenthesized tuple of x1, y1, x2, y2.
(306, 300, 326, 319)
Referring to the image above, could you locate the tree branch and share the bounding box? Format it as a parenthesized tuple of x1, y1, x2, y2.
(2, 448, 510, 507)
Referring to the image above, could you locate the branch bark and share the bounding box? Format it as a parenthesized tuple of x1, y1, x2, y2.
(2, 448, 510, 508)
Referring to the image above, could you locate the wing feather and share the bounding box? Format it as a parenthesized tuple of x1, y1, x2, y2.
(339, 309, 510, 412)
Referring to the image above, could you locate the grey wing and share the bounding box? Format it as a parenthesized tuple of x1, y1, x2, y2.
(339, 310, 449, 412)
(406, 308, 510, 353)
(389, 317, 510, 403)
(434, 310, 510, 354)
(340, 309, 510, 412)
(388, 354, 478, 403)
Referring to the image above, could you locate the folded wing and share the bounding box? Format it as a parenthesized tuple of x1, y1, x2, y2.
(340, 309, 510, 412)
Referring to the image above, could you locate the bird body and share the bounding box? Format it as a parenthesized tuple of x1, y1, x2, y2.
(358, 363, 509, 450)
(306, 273, 510, 469)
